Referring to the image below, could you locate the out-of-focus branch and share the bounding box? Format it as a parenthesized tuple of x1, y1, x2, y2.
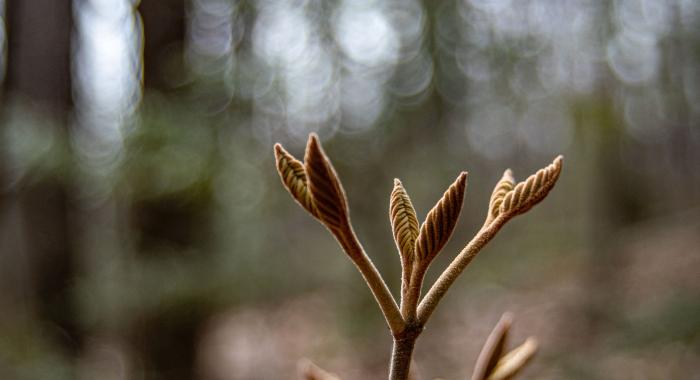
(471, 313, 538, 380)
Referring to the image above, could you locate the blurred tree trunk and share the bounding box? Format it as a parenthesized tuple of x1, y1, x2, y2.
(140, 0, 186, 91)
(2, 0, 80, 354)
(585, 104, 645, 334)
(131, 1, 212, 379)
(4, 0, 73, 107)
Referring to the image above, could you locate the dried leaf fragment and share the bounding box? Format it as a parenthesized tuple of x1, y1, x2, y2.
(304, 134, 350, 231)
(274, 143, 319, 217)
(500, 156, 563, 218)
(414, 172, 468, 267)
(390, 179, 420, 267)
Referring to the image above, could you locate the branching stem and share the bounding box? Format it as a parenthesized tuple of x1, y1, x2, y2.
(275, 137, 561, 380)
(401, 264, 426, 323)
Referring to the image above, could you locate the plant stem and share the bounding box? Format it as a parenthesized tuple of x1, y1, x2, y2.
(337, 227, 406, 335)
(389, 326, 420, 380)
(417, 216, 507, 325)
(401, 264, 426, 322)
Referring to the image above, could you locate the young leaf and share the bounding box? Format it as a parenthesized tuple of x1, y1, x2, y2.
(390, 179, 419, 269)
(304, 134, 350, 231)
(414, 172, 468, 267)
(390, 179, 420, 305)
(483, 169, 515, 228)
(500, 156, 563, 218)
(471, 313, 512, 380)
(274, 143, 319, 217)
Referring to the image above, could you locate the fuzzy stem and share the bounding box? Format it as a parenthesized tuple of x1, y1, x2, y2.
(401, 264, 426, 323)
(337, 226, 406, 335)
(399, 256, 413, 317)
(417, 216, 508, 325)
(389, 327, 420, 380)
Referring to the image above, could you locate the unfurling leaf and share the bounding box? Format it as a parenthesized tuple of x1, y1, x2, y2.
(414, 172, 468, 267)
(500, 156, 562, 218)
(471, 313, 512, 380)
(274, 144, 319, 217)
(390, 179, 420, 267)
(472, 314, 537, 380)
(483, 169, 515, 227)
(304, 134, 350, 231)
(487, 338, 538, 380)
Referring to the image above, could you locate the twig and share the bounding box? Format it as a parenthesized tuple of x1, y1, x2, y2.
(417, 215, 507, 325)
(274, 135, 561, 380)
(336, 225, 405, 335)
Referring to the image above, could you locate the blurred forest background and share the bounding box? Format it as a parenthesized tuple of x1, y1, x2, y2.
(0, 0, 699, 379)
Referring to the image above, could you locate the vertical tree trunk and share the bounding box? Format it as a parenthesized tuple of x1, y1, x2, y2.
(581, 93, 647, 346)
(4, 0, 73, 107)
(131, 2, 212, 379)
(3, 0, 79, 354)
(140, 0, 186, 91)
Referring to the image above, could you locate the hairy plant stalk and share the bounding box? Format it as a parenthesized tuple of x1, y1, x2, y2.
(402, 265, 425, 323)
(417, 215, 507, 325)
(418, 156, 562, 325)
(336, 227, 405, 334)
(389, 327, 420, 380)
(401, 172, 467, 322)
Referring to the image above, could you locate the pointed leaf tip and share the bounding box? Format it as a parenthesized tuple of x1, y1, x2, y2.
(414, 172, 468, 266)
(390, 179, 419, 266)
(500, 312, 514, 326)
(308, 132, 320, 146)
(273, 143, 287, 160)
(498, 155, 563, 218)
(304, 134, 350, 231)
(274, 143, 284, 158)
(274, 143, 318, 217)
(484, 169, 516, 226)
(503, 169, 514, 183)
